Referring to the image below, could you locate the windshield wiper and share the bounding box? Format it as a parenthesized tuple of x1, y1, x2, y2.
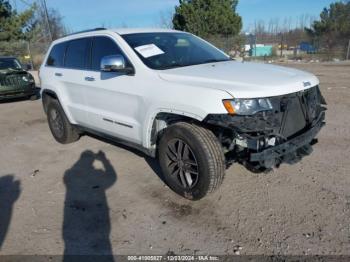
(200, 59, 230, 64)
(160, 63, 186, 70)
(159, 59, 230, 70)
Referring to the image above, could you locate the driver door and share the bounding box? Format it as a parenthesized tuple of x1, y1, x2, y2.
(82, 36, 143, 144)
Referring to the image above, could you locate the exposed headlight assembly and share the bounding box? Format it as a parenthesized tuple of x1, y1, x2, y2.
(223, 98, 273, 115)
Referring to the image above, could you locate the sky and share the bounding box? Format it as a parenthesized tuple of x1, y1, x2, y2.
(13, 0, 336, 32)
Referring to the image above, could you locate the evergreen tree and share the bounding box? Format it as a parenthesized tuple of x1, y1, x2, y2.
(173, 0, 242, 37)
(306, 1, 350, 51)
(0, 0, 35, 41)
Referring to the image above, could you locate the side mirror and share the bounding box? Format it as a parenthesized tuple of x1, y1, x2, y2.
(100, 55, 134, 75)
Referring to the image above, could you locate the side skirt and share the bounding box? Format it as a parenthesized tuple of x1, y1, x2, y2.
(75, 125, 156, 158)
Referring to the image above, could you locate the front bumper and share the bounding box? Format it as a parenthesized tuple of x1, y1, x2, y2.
(250, 112, 325, 168)
(203, 86, 326, 170)
(0, 87, 38, 101)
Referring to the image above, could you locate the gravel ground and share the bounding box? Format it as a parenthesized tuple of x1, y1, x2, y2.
(0, 62, 349, 256)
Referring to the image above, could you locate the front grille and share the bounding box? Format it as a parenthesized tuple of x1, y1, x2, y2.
(280, 94, 307, 138)
(279, 86, 322, 138)
(0, 75, 22, 87)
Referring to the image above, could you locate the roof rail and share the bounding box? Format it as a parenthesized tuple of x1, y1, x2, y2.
(65, 28, 106, 37)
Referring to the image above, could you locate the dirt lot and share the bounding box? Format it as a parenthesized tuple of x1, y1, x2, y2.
(0, 62, 349, 256)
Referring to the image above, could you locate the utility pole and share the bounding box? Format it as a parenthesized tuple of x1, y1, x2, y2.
(42, 0, 53, 42)
(347, 39, 350, 60)
(280, 33, 283, 58)
(26, 41, 34, 70)
(254, 35, 257, 57)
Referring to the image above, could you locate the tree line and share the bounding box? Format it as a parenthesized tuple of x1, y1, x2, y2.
(0, 0, 66, 64)
(1, 0, 349, 62)
(169, 0, 350, 58)
(307, 1, 350, 54)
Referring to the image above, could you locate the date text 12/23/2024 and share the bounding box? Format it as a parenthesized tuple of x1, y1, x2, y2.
(127, 255, 220, 261)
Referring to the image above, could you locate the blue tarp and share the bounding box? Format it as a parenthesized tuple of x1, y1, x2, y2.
(299, 42, 316, 53)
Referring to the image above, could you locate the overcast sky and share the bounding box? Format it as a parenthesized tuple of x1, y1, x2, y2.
(13, 0, 335, 32)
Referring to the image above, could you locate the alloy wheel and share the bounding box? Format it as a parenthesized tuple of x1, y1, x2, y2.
(50, 108, 64, 138)
(165, 139, 199, 189)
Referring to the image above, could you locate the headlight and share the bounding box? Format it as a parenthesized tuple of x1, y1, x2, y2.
(223, 98, 273, 115)
(22, 76, 34, 82)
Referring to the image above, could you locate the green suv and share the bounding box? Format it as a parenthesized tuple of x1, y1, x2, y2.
(0, 56, 37, 101)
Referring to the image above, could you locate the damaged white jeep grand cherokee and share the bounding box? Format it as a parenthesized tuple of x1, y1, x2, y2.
(40, 28, 326, 200)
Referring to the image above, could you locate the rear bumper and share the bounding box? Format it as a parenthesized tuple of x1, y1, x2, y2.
(250, 112, 325, 168)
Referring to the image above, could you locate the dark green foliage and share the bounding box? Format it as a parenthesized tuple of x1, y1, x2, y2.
(173, 0, 242, 37)
(306, 1, 350, 50)
(0, 0, 35, 41)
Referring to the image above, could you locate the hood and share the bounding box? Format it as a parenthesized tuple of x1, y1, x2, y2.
(158, 61, 319, 98)
(0, 68, 27, 76)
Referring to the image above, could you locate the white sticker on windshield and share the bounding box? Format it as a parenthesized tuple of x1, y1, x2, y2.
(135, 44, 164, 58)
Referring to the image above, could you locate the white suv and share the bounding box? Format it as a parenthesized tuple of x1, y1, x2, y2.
(40, 28, 326, 200)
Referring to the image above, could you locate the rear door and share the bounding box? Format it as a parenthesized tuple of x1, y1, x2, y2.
(82, 36, 143, 144)
(56, 37, 92, 126)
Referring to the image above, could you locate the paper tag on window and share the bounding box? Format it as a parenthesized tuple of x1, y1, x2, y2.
(135, 44, 164, 58)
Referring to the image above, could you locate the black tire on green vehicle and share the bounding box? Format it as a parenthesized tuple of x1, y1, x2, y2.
(46, 98, 80, 144)
(158, 122, 225, 200)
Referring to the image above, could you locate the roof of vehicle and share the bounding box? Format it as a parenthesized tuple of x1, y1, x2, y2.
(53, 28, 186, 45)
(64, 27, 183, 37)
(112, 28, 182, 35)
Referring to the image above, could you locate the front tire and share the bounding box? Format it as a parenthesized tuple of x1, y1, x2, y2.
(29, 93, 39, 101)
(46, 99, 80, 144)
(159, 122, 225, 200)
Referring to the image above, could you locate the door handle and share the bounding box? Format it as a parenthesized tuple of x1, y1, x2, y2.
(55, 73, 63, 77)
(85, 77, 95, 82)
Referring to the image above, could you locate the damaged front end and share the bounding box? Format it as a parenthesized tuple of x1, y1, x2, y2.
(204, 86, 326, 171)
(0, 69, 36, 100)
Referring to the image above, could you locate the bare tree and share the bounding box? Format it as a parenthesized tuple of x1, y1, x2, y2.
(158, 10, 173, 29)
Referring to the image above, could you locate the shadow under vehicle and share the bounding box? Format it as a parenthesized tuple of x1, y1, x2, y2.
(0, 56, 38, 101)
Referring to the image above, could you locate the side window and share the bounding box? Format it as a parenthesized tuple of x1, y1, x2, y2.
(91, 37, 125, 71)
(46, 42, 66, 67)
(64, 38, 90, 69)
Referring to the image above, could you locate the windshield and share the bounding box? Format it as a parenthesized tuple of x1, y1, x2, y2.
(122, 32, 230, 70)
(0, 58, 22, 70)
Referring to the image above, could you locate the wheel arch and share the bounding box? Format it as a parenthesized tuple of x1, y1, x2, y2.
(144, 109, 206, 153)
(42, 89, 58, 113)
(41, 88, 76, 125)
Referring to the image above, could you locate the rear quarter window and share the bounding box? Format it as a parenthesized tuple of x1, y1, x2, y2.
(46, 42, 67, 67)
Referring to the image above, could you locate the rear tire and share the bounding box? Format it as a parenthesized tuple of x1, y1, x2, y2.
(46, 99, 80, 144)
(158, 122, 225, 200)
